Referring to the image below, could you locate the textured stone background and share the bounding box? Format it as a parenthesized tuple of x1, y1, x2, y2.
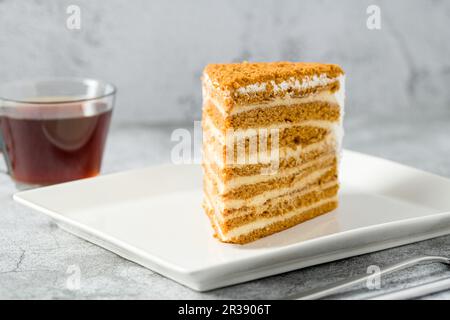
(1, 0, 450, 299)
(1, 0, 450, 126)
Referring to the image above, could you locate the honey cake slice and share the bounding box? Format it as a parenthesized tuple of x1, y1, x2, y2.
(202, 61, 345, 244)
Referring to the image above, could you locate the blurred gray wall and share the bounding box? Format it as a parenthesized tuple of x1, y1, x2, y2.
(1, 0, 450, 126)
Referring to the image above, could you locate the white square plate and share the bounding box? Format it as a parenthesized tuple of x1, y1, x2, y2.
(13, 150, 450, 291)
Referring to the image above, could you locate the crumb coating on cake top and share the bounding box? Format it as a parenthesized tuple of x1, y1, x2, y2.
(203, 61, 344, 92)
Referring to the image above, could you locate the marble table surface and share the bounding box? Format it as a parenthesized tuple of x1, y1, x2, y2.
(1, 115, 450, 300)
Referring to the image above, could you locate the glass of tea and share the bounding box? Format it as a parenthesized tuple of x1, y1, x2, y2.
(0, 78, 116, 188)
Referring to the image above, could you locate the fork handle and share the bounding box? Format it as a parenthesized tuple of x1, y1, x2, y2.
(289, 255, 450, 300)
(369, 277, 450, 300)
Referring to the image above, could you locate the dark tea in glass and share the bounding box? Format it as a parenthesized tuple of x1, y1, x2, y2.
(0, 79, 116, 187)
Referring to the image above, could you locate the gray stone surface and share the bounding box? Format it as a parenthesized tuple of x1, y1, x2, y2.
(1, 118, 450, 300)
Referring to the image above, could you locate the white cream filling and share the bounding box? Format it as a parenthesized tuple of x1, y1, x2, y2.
(220, 180, 338, 221)
(234, 73, 336, 95)
(216, 196, 338, 240)
(232, 91, 339, 115)
(203, 152, 335, 194)
(205, 164, 335, 211)
(202, 126, 338, 169)
(203, 75, 345, 117)
(203, 115, 340, 145)
(203, 195, 228, 240)
(272, 74, 336, 92)
(205, 89, 338, 117)
(236, 82, 267, 95)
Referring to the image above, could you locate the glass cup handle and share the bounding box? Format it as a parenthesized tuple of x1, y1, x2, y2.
(0, 132, 11, 175)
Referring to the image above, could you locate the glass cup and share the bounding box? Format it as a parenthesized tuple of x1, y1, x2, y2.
(0, 78, 116, 188)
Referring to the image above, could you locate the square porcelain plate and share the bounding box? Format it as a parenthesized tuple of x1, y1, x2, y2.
(13, 150, 450, 291)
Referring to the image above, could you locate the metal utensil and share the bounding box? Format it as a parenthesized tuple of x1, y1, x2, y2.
(369, 277, 450, 300)
(287, 255, 450, 300)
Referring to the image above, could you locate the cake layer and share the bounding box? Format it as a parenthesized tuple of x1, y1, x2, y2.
(203, 132, 337, 180)
(203, 93, 341, 131)
(204, 124, 329, 159)
(202, 121, 340, 169)
(204, 183, 338, 233)
(204, 196, 338, 244)
(215, 84, 343, 116)
(204, 169, 337, 223)
(203, 152, 337, 198)
(203, 159, 339, 243)
(220, 185, 338, 231)
(222, 166, 338, 200)
(204, 150, 336, 193)
(206, 180, 339, 226)
(202, 113, 339, 146)
(203, 141, 336, 180)
(204, 160, 337, 211)
(202, 62, 344, 112)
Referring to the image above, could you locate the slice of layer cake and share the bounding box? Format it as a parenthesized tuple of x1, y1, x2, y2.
(202, 61, 345, 244)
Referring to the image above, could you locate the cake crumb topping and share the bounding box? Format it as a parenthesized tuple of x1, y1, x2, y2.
(203, 61, 344, 92)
